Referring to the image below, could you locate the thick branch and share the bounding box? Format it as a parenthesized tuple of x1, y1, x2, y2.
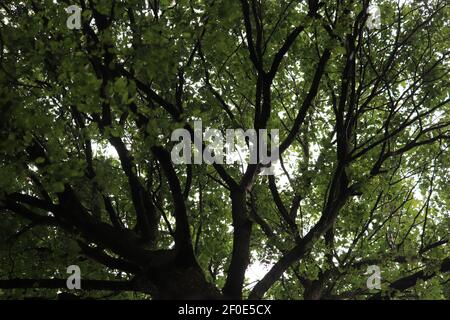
(151, 146, 196, 265)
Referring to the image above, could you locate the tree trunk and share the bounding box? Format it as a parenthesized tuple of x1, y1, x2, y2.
(143, 264, 223, 299)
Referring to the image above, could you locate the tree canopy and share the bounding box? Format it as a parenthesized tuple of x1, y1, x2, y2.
(0, 0, 449, 300)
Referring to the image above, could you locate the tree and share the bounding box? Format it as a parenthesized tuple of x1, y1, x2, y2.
(0, 0, 448, 300)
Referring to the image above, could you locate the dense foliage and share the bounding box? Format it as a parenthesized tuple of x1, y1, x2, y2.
(0, 0, 449, 299)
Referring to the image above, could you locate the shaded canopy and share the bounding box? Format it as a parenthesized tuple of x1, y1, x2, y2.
(0, 0, 449, 299)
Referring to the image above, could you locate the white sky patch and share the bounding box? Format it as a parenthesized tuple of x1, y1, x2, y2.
(91, 141, 119, 159)
(245, 260, 272, 289)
